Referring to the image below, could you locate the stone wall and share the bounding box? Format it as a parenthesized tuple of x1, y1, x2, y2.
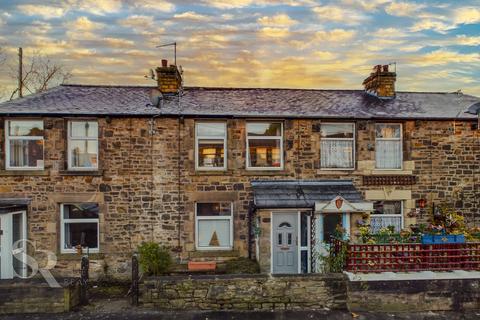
(0, 117, 478, 278)
(348, 278, 480, 312)
(141, 274, 347, 311)
(0, 279, 81, 314)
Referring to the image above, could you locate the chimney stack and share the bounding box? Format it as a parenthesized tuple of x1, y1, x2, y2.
(156, 59, 182, 94)
(362, 64, 396, 99)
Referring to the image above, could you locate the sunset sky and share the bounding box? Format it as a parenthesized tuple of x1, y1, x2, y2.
(0, 0, 479, 98)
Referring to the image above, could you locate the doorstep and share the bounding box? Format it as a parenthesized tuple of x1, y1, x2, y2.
(345, 270, 480, 281)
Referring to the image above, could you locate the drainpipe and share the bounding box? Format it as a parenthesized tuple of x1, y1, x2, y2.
(247, 201, 256, 260)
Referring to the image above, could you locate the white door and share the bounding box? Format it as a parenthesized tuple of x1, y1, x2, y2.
(272, 213, 298, 274)
(0, 211, 27, 279)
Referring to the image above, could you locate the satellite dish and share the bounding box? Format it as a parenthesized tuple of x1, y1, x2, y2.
(150, 89, 163, 108)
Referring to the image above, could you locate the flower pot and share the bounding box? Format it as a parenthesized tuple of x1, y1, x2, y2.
(188, 261, 217, 271)
(421, 234, 465, 244)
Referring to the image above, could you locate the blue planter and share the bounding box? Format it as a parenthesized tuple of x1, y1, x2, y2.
(421, 234, 465, 244)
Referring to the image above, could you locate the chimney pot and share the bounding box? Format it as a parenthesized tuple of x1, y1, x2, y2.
(383, 65, 389, 72)
(161, 59, 168, 67)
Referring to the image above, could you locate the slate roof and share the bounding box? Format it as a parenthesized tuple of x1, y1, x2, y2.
(0, 84, 478, 119)
(251, 180, 364, 209)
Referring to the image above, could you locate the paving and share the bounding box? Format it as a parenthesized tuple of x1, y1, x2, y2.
(1, 298, 480, 320)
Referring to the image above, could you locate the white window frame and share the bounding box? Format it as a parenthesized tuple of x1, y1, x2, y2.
(5, 120, 44, 171)
(246, 121, 284, 170)
(375, 123, 403, 170)
(370, 201, 404, 233)
(195, 202, 233, 251)
(195, 122, 227, 171)
(60, 203, 100, 254)
(320, 122, 355, 170)
(67, 120, 99, 171)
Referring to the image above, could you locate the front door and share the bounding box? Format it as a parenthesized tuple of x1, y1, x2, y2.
(0, 211, 27, 279)
(272, 213, 298, 274)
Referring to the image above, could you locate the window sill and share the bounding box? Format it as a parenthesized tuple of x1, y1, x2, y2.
(242, 170, 291, 176)
(316, 169, 357, 175)
(59, 169, 104, 176)
(57, 252, 104, 260)
(193, 170, 233, 176)
(371, 170, 412, 175)
(189, 250, 239, 258)
(0, 170, 49, 176)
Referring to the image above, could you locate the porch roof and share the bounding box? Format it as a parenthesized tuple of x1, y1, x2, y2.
(251, 180, 364, 209)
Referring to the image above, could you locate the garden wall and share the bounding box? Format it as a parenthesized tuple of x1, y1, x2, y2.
(0, 278, 81, 314)
(348, 278, 480, 312)
(140, 274, 347, 311)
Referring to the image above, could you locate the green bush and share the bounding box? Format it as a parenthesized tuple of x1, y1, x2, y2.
(225, 257, 260, 274)
(137, 242, 172, 276)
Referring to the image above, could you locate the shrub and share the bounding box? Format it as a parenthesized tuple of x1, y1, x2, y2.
(137, 242, 172, 276)
(225, 257, 260, 274)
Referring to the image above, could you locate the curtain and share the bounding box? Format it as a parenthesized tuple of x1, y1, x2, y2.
(321, 140, 353, 168)
(376, 140, 401, 169)
(370, 216, 402, 233)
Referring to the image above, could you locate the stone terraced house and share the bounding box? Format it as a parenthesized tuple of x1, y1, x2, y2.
(0, 62, 479, 279)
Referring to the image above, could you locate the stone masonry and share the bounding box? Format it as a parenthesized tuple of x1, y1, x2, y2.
(0, 116, 479, 278)
(141, 273, 347, 311)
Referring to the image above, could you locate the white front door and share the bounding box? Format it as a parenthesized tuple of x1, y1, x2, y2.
(0, 211, 27, 279)
(272, 213, 298, 274)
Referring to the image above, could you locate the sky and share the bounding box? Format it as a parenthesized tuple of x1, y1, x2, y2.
(0, 0, 479, 98)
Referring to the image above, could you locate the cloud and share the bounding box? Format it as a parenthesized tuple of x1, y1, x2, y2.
(407, 49, 480, 66)
(17, 5, 66, 19)
(174, 11, 211, 21)
(315, 29, 357, 42)
(103, 37, 135, 48)
(371, 28, 407, 38)
(67, 17, 104, 31)
(119, 15, 154, 29)
(456, 35, 480, 46)
(259, 27, 291, 38)
(133, 0, 175, 12)
(312, 5, 367, 24)
(384, 1, 425, 17)
(69, 0, 122, 15)
(341, 0, 390, 11)
(258, 14, 297, 27)
(202, 0, 254, 9)
(313, 51, 337, 60)
(410, 19, 453, 34)
(453, 7, 480, 25)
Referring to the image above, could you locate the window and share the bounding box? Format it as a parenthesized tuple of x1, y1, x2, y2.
(370, 201, 403, 234)
(195, 122, 226, 170)
(376, 123, 402, 169)
(5, 120, 44, 170)
(61, 203, 99, 253)
(246, 122, 283, 169)
(320, 123, 355, 169)
(68, 121, 98, 170)
(195, 202, 233, 250)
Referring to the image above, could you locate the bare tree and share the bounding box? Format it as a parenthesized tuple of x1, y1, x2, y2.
(9, 51, 72, 100)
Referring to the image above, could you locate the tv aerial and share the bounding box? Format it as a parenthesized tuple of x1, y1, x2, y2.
(156, 42, 177, 65)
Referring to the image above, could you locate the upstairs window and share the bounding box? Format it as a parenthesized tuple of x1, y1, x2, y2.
(246, 122, 283, 169)
(61, 203, 99, 253)
(370, 201, 403, 234)
(68, 121, 98, 170)
(195, 122, 227, 170)
(5, 120, 44, 170)
(375, 123, 402, 169)
(320, 123, 355, 169)
(195, 202, 233, 250)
